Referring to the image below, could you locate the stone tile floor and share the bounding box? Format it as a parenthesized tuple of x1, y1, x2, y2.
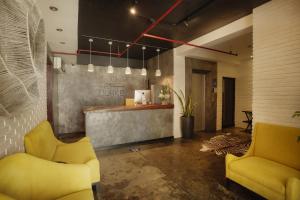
(94, 129, 264, 200)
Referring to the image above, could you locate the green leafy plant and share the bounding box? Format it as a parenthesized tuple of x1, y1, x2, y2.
(158, 85, 171, 101)
(292, 111, 300, 142)
(171, 88, 195, 117)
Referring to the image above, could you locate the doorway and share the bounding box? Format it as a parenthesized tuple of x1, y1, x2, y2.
(222, 77, 235, 128)
(192, 72, 206, 131)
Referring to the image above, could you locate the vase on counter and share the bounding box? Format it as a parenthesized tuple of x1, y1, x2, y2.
(161, 99, 168, 105)
(158, 85, 171, 105)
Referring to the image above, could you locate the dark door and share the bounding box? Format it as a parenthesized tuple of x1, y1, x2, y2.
(222, 77, 235, 128)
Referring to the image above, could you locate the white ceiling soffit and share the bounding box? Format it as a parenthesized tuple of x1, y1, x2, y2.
(206, 31, 253, 61)
(175, 14, 253, 63)
(36, 0, 78, 64)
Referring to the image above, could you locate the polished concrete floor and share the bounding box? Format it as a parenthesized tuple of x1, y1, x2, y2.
(94, 129, 264, 200)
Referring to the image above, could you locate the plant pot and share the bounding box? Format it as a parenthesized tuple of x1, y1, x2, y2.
(181, 116, 194, 139)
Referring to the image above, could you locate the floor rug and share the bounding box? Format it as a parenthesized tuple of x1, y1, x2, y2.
(200, 133, 251, 156)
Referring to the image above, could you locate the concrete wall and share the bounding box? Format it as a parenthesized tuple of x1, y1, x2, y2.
(57, 65, 147, 134)
(78, 54, 143, 68)
(86, 108, 173, 148)
(146, 50, 174, 87)
(253, 0, 300, 127)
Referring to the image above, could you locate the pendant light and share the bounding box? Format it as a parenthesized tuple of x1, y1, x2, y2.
(155, 48, 161, 77)
(141, 46, 147, 76)
(87, 38, 94, 72)
(125, 44, 132, 75)
(107, 41, 114, 73)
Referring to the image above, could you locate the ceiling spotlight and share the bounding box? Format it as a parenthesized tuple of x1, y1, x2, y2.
(183, 20, 189, 27)
(130, 7, 136, 15)
(56, 28, 63, 32)
(49, 6, 58, 11)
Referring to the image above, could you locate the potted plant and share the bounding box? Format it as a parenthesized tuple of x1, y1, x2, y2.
(172, 89, 195, 139)
(158, 85, 171, 105)
(292, 111, 300, 142)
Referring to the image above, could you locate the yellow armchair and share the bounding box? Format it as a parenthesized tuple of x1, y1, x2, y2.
(226, 122, 300, 200)
(0, 153, 94, 200)
(24, 120, 100, 184)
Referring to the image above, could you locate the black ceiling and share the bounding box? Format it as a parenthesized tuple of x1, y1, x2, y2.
(78, 0, 269, 59)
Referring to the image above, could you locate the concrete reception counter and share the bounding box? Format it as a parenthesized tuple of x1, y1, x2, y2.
(83, 104, 174, 148)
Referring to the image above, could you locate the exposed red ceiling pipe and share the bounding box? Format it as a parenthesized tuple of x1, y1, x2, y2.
(118, 0, 183, 57)
(143, 33, 238, 56)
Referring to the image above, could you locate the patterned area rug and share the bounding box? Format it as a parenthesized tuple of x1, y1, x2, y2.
(200, 133, 251, 156)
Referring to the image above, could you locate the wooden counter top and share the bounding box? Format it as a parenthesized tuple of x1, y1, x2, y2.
(83, 104, 174, 113)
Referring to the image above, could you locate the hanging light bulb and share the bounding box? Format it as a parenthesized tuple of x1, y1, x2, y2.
(141, 46, 147, 76)
(107, 41, 114, 73)
(125, 44, 132, 75)
(155, 48, 161, 77)
(87, 38, 94, 72)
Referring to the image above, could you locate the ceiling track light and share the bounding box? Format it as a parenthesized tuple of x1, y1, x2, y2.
(107, 41, 114, 74)
(130, 7, 136, 15)
(155, 49, 161, 77)
(129, 0, 138, 15)
(141, 46, 147, 76)
(125, 44, 132, 75)
(88, 38, 94, 72)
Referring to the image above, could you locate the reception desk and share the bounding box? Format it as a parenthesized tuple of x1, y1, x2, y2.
(83, 104, 174, 148)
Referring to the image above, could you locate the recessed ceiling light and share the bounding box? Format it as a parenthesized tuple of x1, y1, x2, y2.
(56, 28, 63, 32)
(49, 6, 58, 11)
(60, 42, 65, 44)
(130, 7, 136, 15)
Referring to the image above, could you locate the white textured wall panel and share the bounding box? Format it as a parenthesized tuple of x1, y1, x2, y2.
(235, 60, 253, 128)
(253, 0, 300, 128)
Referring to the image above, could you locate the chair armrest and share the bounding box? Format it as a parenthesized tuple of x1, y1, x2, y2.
(0, 193, 15, 200)
(0, 153, 92, 200)
(286, 177, 300, 200)
(225, 154, 240, 177)
(225, 142, 254, 178)
(78, 137, 90, 142)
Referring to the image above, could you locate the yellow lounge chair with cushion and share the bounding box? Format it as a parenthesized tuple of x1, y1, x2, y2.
(24, 120, 100, 185)
(0, 153, 93, 200)
(226, 122, 300, 200)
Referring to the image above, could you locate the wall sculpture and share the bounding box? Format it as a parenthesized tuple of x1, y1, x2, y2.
(0, 0, 46, 116)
